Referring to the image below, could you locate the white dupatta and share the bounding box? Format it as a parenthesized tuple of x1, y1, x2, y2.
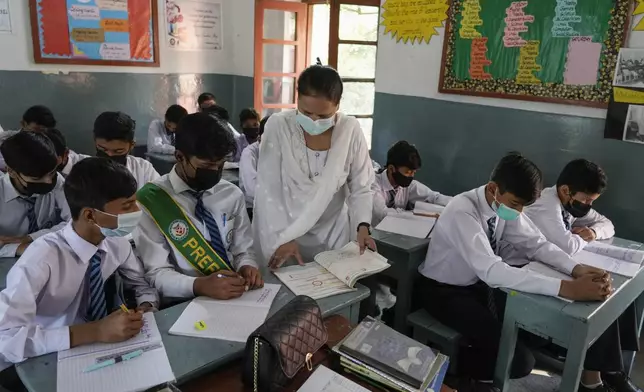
(253, 110, 374, 262)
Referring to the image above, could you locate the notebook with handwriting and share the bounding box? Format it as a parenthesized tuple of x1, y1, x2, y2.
(572, 243, 644, 277)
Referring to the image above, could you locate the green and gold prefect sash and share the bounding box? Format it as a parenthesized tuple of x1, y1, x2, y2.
(137, 183, 232, 275)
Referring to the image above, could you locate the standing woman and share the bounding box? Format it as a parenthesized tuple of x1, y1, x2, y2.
(254, 65, 376, 267)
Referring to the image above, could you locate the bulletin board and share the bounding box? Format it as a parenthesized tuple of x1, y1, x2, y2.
(438, 0, 632, 108)
(29, 0, 160, 67)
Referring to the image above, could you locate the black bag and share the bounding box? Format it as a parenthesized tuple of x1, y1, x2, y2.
(242, 296, 328, 392)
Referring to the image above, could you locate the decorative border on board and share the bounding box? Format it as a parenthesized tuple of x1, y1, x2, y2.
(438, 0, 631, 108)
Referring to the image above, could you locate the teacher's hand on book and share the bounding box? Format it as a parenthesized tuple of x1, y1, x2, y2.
(194, 270, 246, 300)
(269, 241, 305, 269)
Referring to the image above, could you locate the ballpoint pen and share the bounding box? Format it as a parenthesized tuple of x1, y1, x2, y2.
(83, 349, 143, 373)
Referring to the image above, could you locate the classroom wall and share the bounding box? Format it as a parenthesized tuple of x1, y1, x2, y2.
(371, 2, 644, 242)
(0, 0, 255, 154)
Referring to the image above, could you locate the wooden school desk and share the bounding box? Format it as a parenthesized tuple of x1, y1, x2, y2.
(15, 273, 370, 392)
(371, 229, 430, 333)
(145, 152, 240, 186)
(494, 237, 644, 392)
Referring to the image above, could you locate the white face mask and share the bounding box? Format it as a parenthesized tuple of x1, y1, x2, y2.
(95, 210, 143, 237)
(295, 112, 335, 136)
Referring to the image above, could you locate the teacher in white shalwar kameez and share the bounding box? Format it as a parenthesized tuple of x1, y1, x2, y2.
(254, 65, 376, 268)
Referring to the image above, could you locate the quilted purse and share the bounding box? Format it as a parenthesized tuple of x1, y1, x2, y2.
(242, 295, 328, 392)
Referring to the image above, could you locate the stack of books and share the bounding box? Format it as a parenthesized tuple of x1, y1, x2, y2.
(333, 317, 449, 392)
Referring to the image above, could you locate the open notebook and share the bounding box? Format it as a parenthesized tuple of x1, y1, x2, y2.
(375, 211, 437, 239)
(273, 242, 390, 300)
(572, 242, 644, 277)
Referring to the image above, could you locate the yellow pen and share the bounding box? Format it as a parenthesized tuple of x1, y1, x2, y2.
(120, 304, 130, 313)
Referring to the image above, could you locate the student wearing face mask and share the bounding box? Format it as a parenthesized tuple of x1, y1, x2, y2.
(93, 111, 160, 190)
(135, 113, 263, 305)
(0, 132, 71, 257)
(231, 108, 261, 162)
(417, 153, 638, 392)
(0, 158, 158, 372)
(254, 65, 376, 268)
(523, 159, 614, 256)
(371, 141, 452, 226)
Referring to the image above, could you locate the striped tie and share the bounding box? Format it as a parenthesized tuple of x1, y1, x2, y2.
(386, 189, 397, 208)
(169, 132, 176, 146)
(188, 190, 232, 270)
(562, 211, 572, 231)
(21, 197, 39, 234)
(486, 216, 499, 318)
(86, 252, 108, 321)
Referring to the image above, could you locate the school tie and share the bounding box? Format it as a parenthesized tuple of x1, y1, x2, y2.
(386, 189, 397, 208)
(562, 210, 572, 231)
(20, 197, 39, 234)
(486, 216, 499, 318)
(169, 132, 176, 146)
(188, 190, 232, 269)
(86, 251, 108, 322)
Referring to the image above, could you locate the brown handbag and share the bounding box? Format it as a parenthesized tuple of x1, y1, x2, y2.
(242, 295, 328, 392)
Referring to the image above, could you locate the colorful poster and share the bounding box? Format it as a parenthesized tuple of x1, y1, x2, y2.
(0, 0, 11, 33)
(381, 0, 449, 44)
(166, 0, 222, 50)
(32, 0, 156, 65)
(563, 36, 601, 85)
(634, 1, 644, 31)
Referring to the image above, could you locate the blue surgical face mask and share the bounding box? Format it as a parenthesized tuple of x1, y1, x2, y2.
(95, 210, 143, 237)
(296, 112, 335, 136)
(491, 191, 521, 221)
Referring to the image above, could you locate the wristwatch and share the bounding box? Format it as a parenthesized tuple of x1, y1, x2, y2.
(357, 222, 371, 235)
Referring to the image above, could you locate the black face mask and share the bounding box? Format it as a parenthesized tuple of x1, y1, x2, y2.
(184, 161, 223, 191)
(392, 170, 414, 188)
(19, 174, 58, 195)
(96, 149, 128, 166)
(564, 198, 592, 218)
(243, 127, 260, 141)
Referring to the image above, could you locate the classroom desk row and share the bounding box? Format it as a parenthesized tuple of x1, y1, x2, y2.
(145, 153, 240, 186)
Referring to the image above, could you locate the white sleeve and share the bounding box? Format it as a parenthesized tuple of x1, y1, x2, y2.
(239, 148, 258, 200)
(573, 209, 615, 240)
(118, 246, 159, 307)
(526, 204, 587, 255)
(143, 160, 161, 184)
(230, 192, 259, 270)
(346, 126, 375, 230)
(147, 121, 174, 155)
(370, 180, 397, 226)
(0, 243, 18, 257)
(444, 211, 562, 296)
(408, 181, 453, 207)
(0, 254, 70, 364)
(134, 210, 196, 299)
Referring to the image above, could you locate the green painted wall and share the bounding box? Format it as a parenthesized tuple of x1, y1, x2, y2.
(372, 92, 644, 242)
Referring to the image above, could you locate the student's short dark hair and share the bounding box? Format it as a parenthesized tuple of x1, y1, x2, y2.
(22, 105, 56, 128)
(239, 108, 260, 125)
(93, 111, 136, 142)
(43, 128, 67, 157)
(297, 65, 343, 104)
(165, 105, 188, 124)
(64, 158, 138, 220)
(0, 131, 58, 177)
(198, 93, 216, 106)
(556, 159, 607, 195)
(202, 105, 230, 122)
(259, 115, 271, 136)
(386, 141, 422, 170)
(490, 152, 543, 204)
(176, 113, 237, 161)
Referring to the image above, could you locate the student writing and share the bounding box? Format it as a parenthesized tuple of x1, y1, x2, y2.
(371, 141, 452, 225)
(147, 104, 188, 155)
(524, 159, 614, 255)
(239, 115, 270, 220)
(0, 158, 158, 371)
(0, 132, 71, 257)
(136, 113, 263, 304)
(232, 108, 261, 162)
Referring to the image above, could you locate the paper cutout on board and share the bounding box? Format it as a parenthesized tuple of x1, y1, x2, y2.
(469, 37, 492, 79)
(503, 2, 534, 48)
(516, 40, 542, 84)
(552, 0, 581, 37)
(634, 1, 644, 31)
(563, 36, 602, 85)
(614, 87, 644, 104)
(71, 28, 105, 42)
(100, 18, 129, 33)
(381, 0, 449, 44)
(460, 0, 483, 39)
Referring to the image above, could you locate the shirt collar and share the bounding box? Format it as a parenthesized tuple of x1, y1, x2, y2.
(377, 170, 395, 192)
(2, 174, 20, 202)
(476, 185, 497, 221)
(62, 222, 108, 265)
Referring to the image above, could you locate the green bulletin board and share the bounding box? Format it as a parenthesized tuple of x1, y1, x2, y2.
(438, 0, 632, 107)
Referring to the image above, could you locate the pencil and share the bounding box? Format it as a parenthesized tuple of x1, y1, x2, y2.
(120, 304, 130, 313)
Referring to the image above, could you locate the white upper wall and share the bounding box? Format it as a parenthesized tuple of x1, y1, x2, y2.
(375, 0, 644, 119)
(0, 0, 255, 76)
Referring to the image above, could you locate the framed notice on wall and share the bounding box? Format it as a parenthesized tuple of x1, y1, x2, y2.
(438, 0, 631, 107)
(29, 0, 160, 67)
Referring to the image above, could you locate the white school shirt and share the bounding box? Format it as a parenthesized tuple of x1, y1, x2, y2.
(418, 186, 580, 297)
(233, 133, 251, 163)
(147, 119, 175, 155)
(0, 173, 71, 257)
(135, 168, 259, 299)
(239, 141, 260, 208)
(524, 186, 615, 256)
(126, 155, 160, 190)
(0, 223, 158, 370)
(371, 169, 453, 225)
(60, 150, 87, 177)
